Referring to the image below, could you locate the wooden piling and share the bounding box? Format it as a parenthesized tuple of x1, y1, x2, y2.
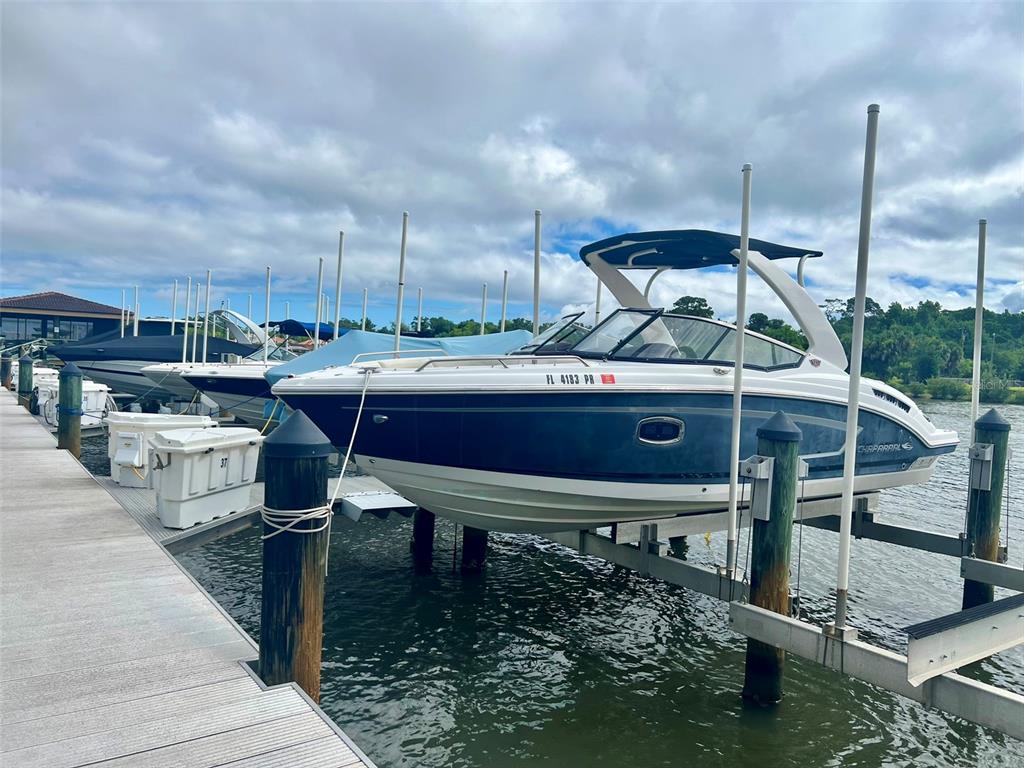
(742, 410, 801, 707)
(16, 355, 32, 410)
(410, 508, 435, 567)
(962, 408, 1011, 610)
(0, 355, 11, 390)
(461, 525, 488, 573)
(258, 410, 334, 702)
(57, 362, 83, 458)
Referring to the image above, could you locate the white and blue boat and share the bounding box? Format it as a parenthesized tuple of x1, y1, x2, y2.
(272, 230, 959, 533)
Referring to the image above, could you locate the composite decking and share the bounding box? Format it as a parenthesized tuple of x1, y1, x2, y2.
(0, 391, 375, 767)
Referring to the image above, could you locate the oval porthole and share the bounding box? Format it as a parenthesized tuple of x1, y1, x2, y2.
(637, 416, 684, 445)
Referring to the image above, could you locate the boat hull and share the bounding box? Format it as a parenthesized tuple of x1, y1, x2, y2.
(279, 388, 955, 532)
(355, 455, 938, 533)
(182, 369, 278, 425)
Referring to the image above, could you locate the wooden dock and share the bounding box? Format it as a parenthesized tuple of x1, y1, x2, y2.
(0, 391, 376, 767)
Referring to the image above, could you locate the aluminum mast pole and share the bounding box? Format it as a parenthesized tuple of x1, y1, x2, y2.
(285, 301, 290, 320)
(313, 257, 324, 349)
(500, 270, 508, 333)
(334, 231, 344, 340)
(394, 211, 408, 352)
(133, 286, 139, 336)
(725, 163, 752, 579)
(263, 266, 272, 365)
(835, 104, 880, 630)
(970, 219, 987, 433)
(180, 276, 192, 363)
(170, 280, 178, 335)
(201, 270, 212, 363)
(533, 209, 541, 334)
(120, 289, 126, 338)
(247, 294, 253, 320)
(191, 282, 200, 363)
(416, 287, 423, 333)
(480, 282, 488, 335)
(361, 289, 368, 331)
(595, 280, 603, 325)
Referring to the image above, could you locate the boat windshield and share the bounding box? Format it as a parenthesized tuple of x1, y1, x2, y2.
(516, 312, 591, 355)
(570, 309, 804, 370)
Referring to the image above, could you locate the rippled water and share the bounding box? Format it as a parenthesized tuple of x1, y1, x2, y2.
(170, 400, 1023, 768)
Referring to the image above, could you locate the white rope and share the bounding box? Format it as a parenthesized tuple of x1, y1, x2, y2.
(328, 368, 374, 511)
(258, 369, 374, 573)
(260, 504, 332, 540)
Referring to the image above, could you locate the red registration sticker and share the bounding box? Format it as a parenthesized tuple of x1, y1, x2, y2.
(601, 374, 616, 384)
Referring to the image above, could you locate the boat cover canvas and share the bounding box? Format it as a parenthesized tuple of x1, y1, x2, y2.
(580, 229, 822, 270)
(271, 320, 346, 342)
(54, 334, 258, 364)
(265, 329, 534, 386)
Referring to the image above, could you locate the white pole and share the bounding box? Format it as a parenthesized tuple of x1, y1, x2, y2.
(480, 282, 488, 335)
(180, 276, 192, 363)
(835, 104, 880, 630)
(334, 231, 344, 341)
(313, 257, 324, 348)
(797, 255, 809, 287)
(394, 211, 409, 352)
(970, 219, 987, 433)
(191, 282, 200, 363)
(247, 293, 253, 320)
(202, 269, 212, 363)
(120, 289, 126, 338)
(417, 287, 423, 333)
(263, 266, 271, 365)
(285, 301, 290, 320)
(595, 280, 603, 325)
(361, 288, 368, 331)
(170, 280, 178, 335)
(533, 209, 541, 334)
(725, 163, 753, 578)
(500, 270, 509, 333)
(133, 286, 139, 336)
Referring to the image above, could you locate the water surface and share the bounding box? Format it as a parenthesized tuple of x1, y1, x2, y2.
(172, 400, 1024, 767)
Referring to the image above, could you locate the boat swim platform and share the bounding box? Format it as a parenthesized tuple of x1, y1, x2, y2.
(95, 473, 416, 554)
(0, 390, 376, 768)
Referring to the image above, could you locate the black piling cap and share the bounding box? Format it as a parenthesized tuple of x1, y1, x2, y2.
(59, 362, 83, 379)
(975, 408, 1011, 433)
(264, 409, 335, 459)
(757, 410, 802, 443)
(18, 354, 32, 365)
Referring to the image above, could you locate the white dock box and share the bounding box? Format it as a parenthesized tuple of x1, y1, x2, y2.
(105, 412, 216, 487)
(150, 427, 264, 529)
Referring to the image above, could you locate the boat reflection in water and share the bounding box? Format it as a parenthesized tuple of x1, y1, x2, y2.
(273, 230, 958, 533)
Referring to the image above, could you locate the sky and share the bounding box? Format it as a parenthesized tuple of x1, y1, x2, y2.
(1, 2, 1022, 328)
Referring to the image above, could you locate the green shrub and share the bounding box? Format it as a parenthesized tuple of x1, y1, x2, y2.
(979, 378, 1009, 404)
(926, 377, 970, 401)
(907, 382, 927, 398)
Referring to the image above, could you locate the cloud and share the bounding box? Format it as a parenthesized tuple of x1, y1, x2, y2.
(1, 2, 1021, 326)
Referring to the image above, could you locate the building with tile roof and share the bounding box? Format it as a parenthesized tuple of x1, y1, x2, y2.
(1, 291, 128, 349)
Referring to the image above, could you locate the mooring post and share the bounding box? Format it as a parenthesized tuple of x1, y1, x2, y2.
(0, 355, 12, 390)
(461, 525, 488, 573)
(17, 355, 33, 410)
(962, 408, 1011, 610)
(258, 410, 334, 702)
(57, 362, 83, 458)
(410, 508, 435, 567)
(742, 411, 801, 707)
(669, 535, 689, 559)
